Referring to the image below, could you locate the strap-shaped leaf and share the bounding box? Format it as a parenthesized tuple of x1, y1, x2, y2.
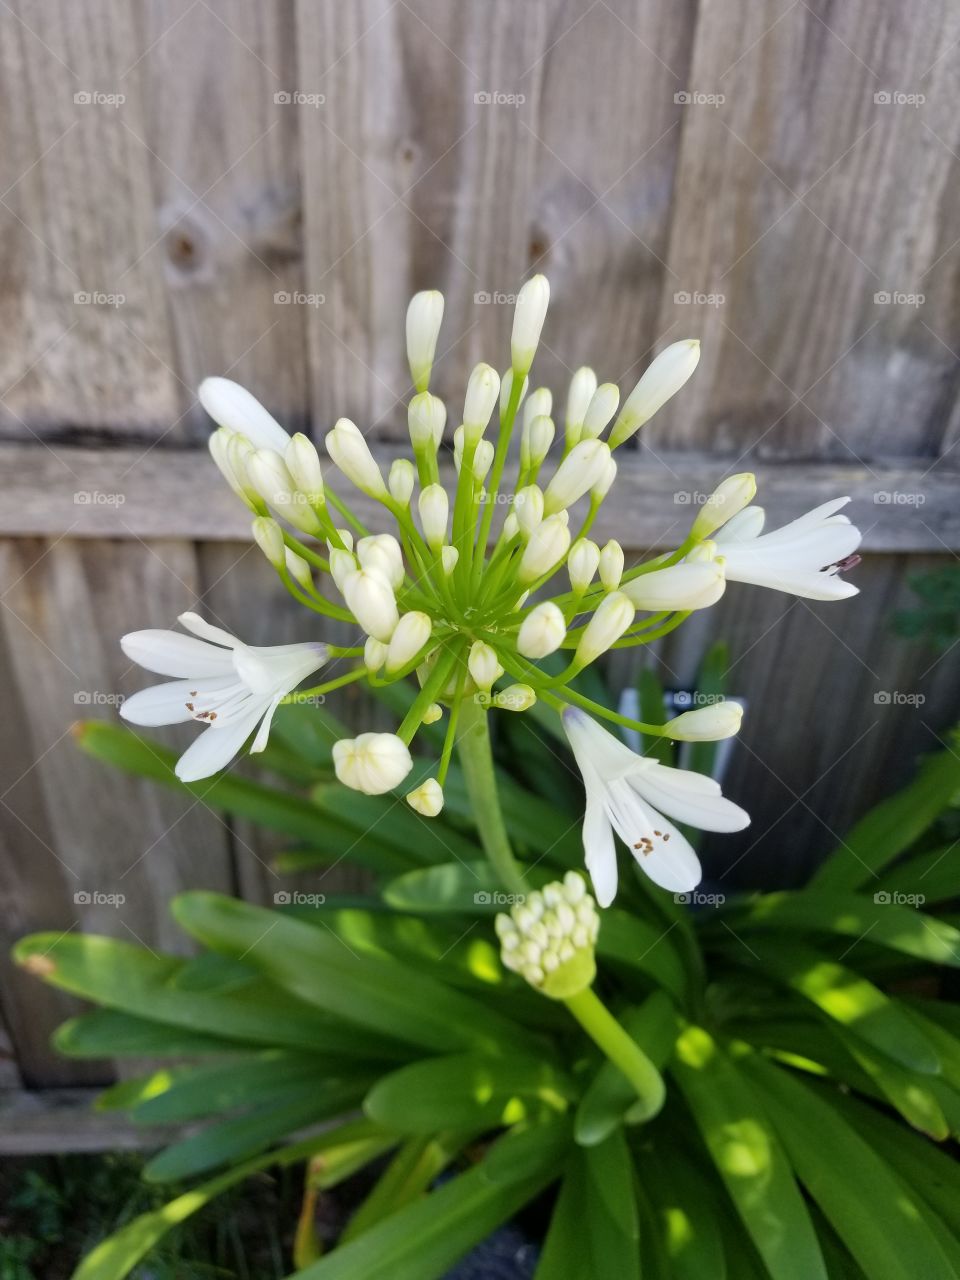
(364, 1051, 573, 1134)
(643, 1141, 727, 1280)
(14, 932, 399, 1060)
(742, 1051, 958, 1280)
(720, 939, 941, 1073)
(54, 1009, 252, 1058)
(172, 892, 535, 1056)
(285, 1121, 566, 1280)
(873, 843, 960, 905)
(670, 1025, 827, 1280)
(540, 1130, 640, 1280)
(719, 890, 960, 967)
(811, 744, 960, 892)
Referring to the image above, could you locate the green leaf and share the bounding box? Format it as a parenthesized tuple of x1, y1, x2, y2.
(127, 1052, 329, 1125)
(15, 932, 399, 1060)
(309, 782, 480, 866)
(873, 844, 960, 905)
(143, 1082, 362, 1182)
(812, 744, 960, 891)
(534, 1152, 594, 1279)
(742, 1051, 958, 1280)
(721, 890, 960, 967)
(575, 992, 679, 1146)
(685, 642, 730, 785)
(638, 667, 673, 765)
(382, 860, 548, 914)
(364, 1052, 573, 1134)
(71, 1122, 387, 1280)
(596, 908, 689, 1001)
(830, 1032, 949, 1138)
(670, 1025, 827, 1280)
(643, 1141, 727, 1280)
(721, 939, 940, 1073)
(342, 1132, 471, 1242)
(53, 1010, 251, 1058)
(285, 1121, 565, 1280)
(172, 892, 536, 1056)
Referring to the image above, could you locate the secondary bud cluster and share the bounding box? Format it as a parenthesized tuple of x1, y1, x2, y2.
(495, 872, 600, 999)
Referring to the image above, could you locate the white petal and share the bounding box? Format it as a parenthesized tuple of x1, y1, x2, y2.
(715, 505, 765, 543)
(121, 630, 235, 678)
(603, 778, 703, 892)
(174, 713, 262, 782)
(178, 612, 241, 648)
(250, 694, 283, 753)
(582, 790, 618, 907)
(120, 676, 237, 727)
(628, 768, 750, 833)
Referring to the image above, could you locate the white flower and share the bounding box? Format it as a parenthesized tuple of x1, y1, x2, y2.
(245, 449, 323, 536)
(690, 473, 756, 540)
(406, 291, 444, 392)
(543, 440, 611, 514)
(198, 377, 290, 452)
(712, 498, 862, 601)
(518, 514, 571, 583)
(468, 640, 504, 692)
(622, 560, 726, 612)
(494, 683, 536, 712)
(514, 486, 544, 538)
(598, 540, 624, 590)
(285, 434, 325, 505)
(386, 611, 432, 673)
(252, 516, 285, 568)
(500, 369, 529, 416)
(581, 383, 620, 439)
(564, 367, 597, 450)
(511, 275, 550, 373)
(517, 602, 566, 658)
(609, 340, 701, 448)
(496, 872, 599, 998)
(568, 539, 600, 593)
(521, 415, 555, 470)
(333, 732, 413, 795)
(120, 613, 327, 782)
(575, 591, 635, 665)
(463, 363, 501, 436)
(342, 568, 399, 642)
(388, 458, 415, 506)
(441, 546, 459, 575)
(325, 419, 387, 499)
(668, 703, 743, 741)
(356, 534, 405, 591)
(408, 392, 446, 451)
(406, 777, 444, 817)
(562, 707, 749, 905)
(418, 484, 449, 548)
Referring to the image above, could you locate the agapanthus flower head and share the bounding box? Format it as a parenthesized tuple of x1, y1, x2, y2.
(496, 871, 599, 998)
(124, 275, 862, 905)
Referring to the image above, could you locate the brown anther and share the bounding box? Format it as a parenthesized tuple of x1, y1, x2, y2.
(663, 833, 671, 842)
(185, 702, 194, 711)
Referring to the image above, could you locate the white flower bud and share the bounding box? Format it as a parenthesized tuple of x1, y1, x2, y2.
(284, 548, 313, 591)
(493, 683, 537, 712)
(285, 434, 325, 505)
(687, 539, 718, 562)
(717, 505, 765, 542)
(422, 703, 443, 725)
(668, 702, 743, 741)
(468, 640, 504, 692)
(568, 538, 600, 593)
(575, 591, 635, 665)
(441, 546, 459, 575)
(329, 548, 357, 592)
(609, 340, 700, 448)
(364, 636, 387, 673)
(514, 485, 544, 538)
(518, 515, 571, 583)
(252, 516, 285, 568)
(325, 419, 387, 499)
(342, 568, 399, 641)
(408, 392, 446, 452)
(357, 534, 404, 591)
(517, 601, 566, 658)
(565, 367, 597, 449)
(523, 387, 553, 430)
(502, 513, 520, 540)
(463, 363, 500, 437)
(591, 455, 617, 503)
(418, 484, 449, 548)
(333, 732, 413, 795)
(406, 290, 444, 392)
(246, 449, 324, 535)
(389, 458, 415, 506)
(209, 428, 254, 505)
(406, 777, 444, 817)
(331, 528, 353, 553)
(522, 415, 555, 470)
(511, 275, 550, 373)
(386, 611, 432, 673)
(198, 377, 290, 451)
(691, 473, 757, 539)
(500, 368, 529, 417)
(581, 383, 620, 439)
(473, 439, 495, 484)
(542, 440, 611, 515)
(622, 560, 726, 612)
(599, 540, 624, 590)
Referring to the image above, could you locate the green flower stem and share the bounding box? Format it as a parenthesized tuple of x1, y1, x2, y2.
(396, 641, 461, 744)
(437, 665, 469, 786)
(457, 694, 528, 895)
(563, 986, 665, 1115)
(279, 569, 355, 622)
(283, 666, 369, 703)
(472, 373, 524, 589)
(612, 612, 690, 648)
(550, 684, 687, 737)
(281, 532, 329, 571)
(326, 489, 371, 539)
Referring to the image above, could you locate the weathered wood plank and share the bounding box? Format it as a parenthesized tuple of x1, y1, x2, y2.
(0, 1088, 182, 1154)
(135, 0, 312, 439)
(647, 0, 960, 461)
(0, 538, 234, 1085)
(0, 0, 180, 438)
(1, 442, 956, 551)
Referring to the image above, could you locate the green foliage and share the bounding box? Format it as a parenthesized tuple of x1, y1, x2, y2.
(893, 565, 960, 650)
(22, 678, 960, 1277)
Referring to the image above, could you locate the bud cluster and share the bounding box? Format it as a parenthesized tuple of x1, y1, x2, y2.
(495, 872, 600, 999)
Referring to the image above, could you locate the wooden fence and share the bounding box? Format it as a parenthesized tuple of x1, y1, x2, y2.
(1, 0, 959, 1095)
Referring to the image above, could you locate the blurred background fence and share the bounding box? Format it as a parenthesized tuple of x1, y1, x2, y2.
(1, 0, 959, 1091)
